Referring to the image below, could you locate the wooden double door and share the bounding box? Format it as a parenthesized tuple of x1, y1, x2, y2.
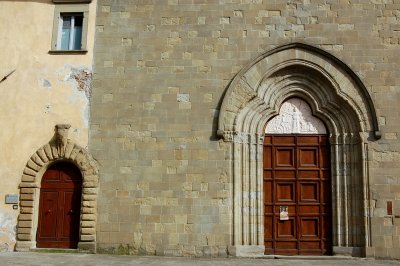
(37, 162, 82, 248)
(263, 135, 331, 255)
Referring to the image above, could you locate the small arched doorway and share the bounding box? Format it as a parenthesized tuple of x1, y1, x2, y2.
(263, 98, 331, 255)
(36, 162, 82, 248)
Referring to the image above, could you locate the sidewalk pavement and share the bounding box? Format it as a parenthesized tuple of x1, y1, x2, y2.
(0, 252, 399, 266)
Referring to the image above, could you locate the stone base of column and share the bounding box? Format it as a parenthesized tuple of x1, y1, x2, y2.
(15, 241, 35, 251)
(228, 245, 265, 257)
(78, 241, 96, 253)
(364, 247, 375, 257)
(333, 246, 365, 257)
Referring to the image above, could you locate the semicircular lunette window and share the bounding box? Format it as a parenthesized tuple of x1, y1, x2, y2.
(265, 98, 326, 134)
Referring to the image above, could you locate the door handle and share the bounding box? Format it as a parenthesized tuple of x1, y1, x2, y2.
(45, 210, 52, 214)
(68, 210, 74, 214)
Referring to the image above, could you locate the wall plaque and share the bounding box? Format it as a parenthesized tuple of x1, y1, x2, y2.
(5, 194, 19, 204)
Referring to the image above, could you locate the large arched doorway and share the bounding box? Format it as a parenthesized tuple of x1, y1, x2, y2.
(217, 43, 381, 257)
(36, 162, 82, 248)
(263, 98, 331, 255)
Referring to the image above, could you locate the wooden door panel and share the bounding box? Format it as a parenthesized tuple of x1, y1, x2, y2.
(264, 134, 331, 255)
(299, 182, 319, 202)
(275, 170, 295, 179)
(265, 217, 273, 238)
(298, 148, 318, 167)
(297, 135, 319, 144)
(275, 148, 295, 167)
(274, 136, 295, 144)
(37, 191, 59, 240)
(276, 219, 296, 238)
(300, 217, 319, 238)
(276, 241, 297, 249)
(300, 241, 321, 249)
(264, 146, 273, 168)
(37, 162, 82, 249)
(61, 164, 82, 183)
(298, 170, 319, 179)
(264, 181, 273, 203)
(276, 183, 295, 202)
(61, 190, 81, 243)
(299, 205, 320, 214)
(320, 146, 330, 168)
(42, 168, 61, 182)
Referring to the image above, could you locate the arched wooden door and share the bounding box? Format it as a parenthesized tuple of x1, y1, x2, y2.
(263, 134, 331, 255)
(37, 162, 82, 248)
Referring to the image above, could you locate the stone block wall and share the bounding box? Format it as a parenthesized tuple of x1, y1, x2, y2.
(91, 0, 400, 258)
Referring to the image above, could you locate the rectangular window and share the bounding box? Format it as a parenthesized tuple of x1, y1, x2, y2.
(58, 13, 83, 50)
(51, 4, 89, 52)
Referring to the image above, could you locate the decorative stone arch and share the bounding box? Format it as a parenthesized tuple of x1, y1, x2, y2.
(218, 43, 380, 257)
(15, 124, 99, 253)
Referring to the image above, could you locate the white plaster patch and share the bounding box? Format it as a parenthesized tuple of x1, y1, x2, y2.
(177, 93, 190, 102)
(265, 98, 326, 134)
(0, 212, 16, 252)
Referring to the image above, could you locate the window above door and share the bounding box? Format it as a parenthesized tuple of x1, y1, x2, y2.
(50, 3, 90, 53)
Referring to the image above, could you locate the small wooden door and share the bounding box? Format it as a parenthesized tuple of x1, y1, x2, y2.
(37, 162, 82, 248)
(264, 135, 331, 255)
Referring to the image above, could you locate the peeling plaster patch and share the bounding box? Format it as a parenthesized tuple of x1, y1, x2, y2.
(69, 67, 92, 99)
(38, 78, 52, 89)
(55, 65, 91, 128)
(83, 104, 90, 128)
(0, 212, 16, 252)
(45, 104, 52, 114)
(68, 94, 79, 104)
(42, 79, 51, 88)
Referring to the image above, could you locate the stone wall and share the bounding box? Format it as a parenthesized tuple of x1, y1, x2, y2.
(92, 0, 400, 258)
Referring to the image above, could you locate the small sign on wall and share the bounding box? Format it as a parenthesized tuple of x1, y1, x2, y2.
(5, 194, 19, 204)
(280, 206, 289, 221)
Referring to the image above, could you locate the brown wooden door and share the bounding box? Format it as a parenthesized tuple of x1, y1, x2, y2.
(264, 135, 331, 255)
(37, 162, 82, 248)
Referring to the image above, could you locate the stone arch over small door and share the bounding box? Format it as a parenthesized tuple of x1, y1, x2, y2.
(15, 124, 99, 253)
(217, 43, 381, 257)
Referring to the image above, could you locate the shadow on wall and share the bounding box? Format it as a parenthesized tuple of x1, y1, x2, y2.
(209, 76, 234, 141)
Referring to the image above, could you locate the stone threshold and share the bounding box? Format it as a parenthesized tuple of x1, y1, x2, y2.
(261, 255, 359, 260)
(30, 248, 81, 254)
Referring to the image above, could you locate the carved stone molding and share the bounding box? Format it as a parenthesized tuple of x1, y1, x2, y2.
(265, 98, 326, 134)
(218, 42, 381, 140)
(15, 125, 99, 253)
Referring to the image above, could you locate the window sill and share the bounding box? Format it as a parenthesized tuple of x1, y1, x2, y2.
(53, 0, 92, 3)
(49, 50, 88, 54)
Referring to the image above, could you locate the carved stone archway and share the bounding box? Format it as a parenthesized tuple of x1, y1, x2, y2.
(218, 43, 380, 257)
(15, 124, 99, 252)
